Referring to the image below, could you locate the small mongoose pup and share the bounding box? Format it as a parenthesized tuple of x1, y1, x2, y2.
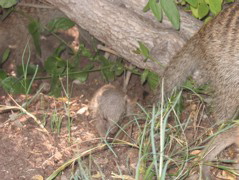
(161, 3, 239, 179)
(90, 84, 134, 137)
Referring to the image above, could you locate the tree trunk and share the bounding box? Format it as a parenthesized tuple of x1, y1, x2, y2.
(49, 0, 202, 74)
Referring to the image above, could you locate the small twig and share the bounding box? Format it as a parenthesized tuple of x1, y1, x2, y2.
(111, 173, 134, 180)
(97, 44, 118, 56)
(46, 138, 138, 180)
(4, 94, 49, 134)
(123, 64, 134, 93)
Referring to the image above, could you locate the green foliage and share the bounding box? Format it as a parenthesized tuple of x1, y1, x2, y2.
(190, 1, 210, 19)
(149, 0, 163, 22)
(0, 42, 38, 94)
(0, 69, 7, 80)
(135, 41, 161, 91)
(134, 91, 189, 179)
(208, 0, 223, 15)
(0, 0, 17, 21)
(0, 48, 10, 66)
(0, 76, 29, 94)
(182, 0, 234, 19)
(0, 0, 17, 8)
(146, 0, 235, 28)
(183, 78, 210, 94)
(147, 71, 160, 91)
(71, 64, 94, 83)
(16, 64, 38, 77)
(45, 56, 67, 76)
(144, 0, 180, 29)
(0, 4, 162, 96)
(141, 69, 160, 91)
(136, 41, 164, 67)
(141, 69, 149, 85)
(49, 76, 62, 97)
(97, 55, 124, 82)
(161, 0, 180, 29)
(47, 17, 75, 32)
(137, 41, 150, 62)
(28, 20, 42, 56)
(185, 0, 197, 7)
(50, 112, 63, 134)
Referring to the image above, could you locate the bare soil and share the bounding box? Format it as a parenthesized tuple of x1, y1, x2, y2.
(0, 69, 151, 180)
(1, 73, 238, 180)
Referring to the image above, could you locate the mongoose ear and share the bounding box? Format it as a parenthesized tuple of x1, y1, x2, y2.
(130, 97, 138, 105)
(125, 96, 138, 115)
(124, 95, 137, 105)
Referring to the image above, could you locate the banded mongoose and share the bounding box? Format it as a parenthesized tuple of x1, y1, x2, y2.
(90, 84, 134, 137)
(161, 3, 239, 179)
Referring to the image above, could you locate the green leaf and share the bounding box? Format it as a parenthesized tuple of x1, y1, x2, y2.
(0, 0, 17, 8)
(47, 17, 75, 32)
(16, 64, 38, 77)
(161, 0, 180, 30)
(141, 69, 149, 85)
(185, 0, 198, 7)
(190, 5, 199, 18)
(147, 71, 160, 91)
(204, 16, 212, 23)
(98, 56, 115, 82)
(0, 69, 7, 80)
(191, 2, 209, 19)
(49, 76, 61, 97)
(80, 46, 92, 58)
(114, 63, 124, 76)
(28, 20, 42, 56)
(179, 0, 187, 5)
(74, 64, 94, 83)
(198, 2, 210, 19)
(0, 76, 29, 94)
(149, 0, 162, 22)
(183, 79, 210, 94)
(208, 0, 222, 15)
(75, 72, 87, 83)
(1, 48, 10, 65)
(138, 42, 149, 59)
(53, 44, 67, 57)
(44, 56, 67, 75)
(143, 0, 150, 12)
(102, 68, 115, 82)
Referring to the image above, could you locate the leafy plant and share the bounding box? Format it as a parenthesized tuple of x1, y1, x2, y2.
(135, 42, 161, 91)
(0, 48, 10, 67)
(0, 1, 164, 96)
(0, 0, 18, 21)
(0, 42, 38, 94)
(144, 0, 180, 30)
(47, 17, 76, 32)
(141, 69, 160, 91)
(28, 20, 42, 56)
(0, 0, 17, 8)
(145, 0, 235, 28)
(181, 0, 235, 19)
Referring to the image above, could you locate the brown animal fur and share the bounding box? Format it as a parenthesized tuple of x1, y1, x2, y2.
(161, 3, 239, 179)
(89, 84, 134, 137)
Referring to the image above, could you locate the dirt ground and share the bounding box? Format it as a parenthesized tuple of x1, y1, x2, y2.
(1, 70, 238, 180)
(0, 68, 152, 180)
(0, 7, 154, 178)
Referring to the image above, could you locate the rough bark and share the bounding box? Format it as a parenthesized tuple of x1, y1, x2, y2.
(46, 0, 202, 74)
